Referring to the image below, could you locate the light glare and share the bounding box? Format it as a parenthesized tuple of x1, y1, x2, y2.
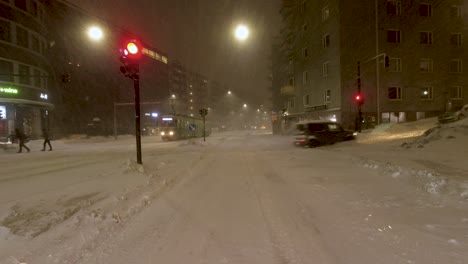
(235, 25, 249, 41)
(127, 43, 139, 54)
(88, 26, 103, 41)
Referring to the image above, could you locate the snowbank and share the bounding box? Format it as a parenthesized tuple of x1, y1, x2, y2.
(401, 118, 468, 148)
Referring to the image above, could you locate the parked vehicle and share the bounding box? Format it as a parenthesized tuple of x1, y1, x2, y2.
(292, 121, 356, 148)
(438, 104, 468, 123)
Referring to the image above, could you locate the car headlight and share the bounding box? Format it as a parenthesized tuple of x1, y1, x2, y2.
(160, 131, 165, 136)
(353, 132, 358, 136)
(169, 131, 174, 136)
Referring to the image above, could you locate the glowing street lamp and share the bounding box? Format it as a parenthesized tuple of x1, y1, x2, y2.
(235, 25, 249, 41)
(243, 104, 248, 108)
(88, 26, 103, 41)
(227, 91, 232, 95)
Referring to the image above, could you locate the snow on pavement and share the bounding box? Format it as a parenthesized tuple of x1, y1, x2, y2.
(0, 128, 467, 263)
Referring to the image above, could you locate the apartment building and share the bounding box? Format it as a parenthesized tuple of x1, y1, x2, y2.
(273, 0, 468, 130)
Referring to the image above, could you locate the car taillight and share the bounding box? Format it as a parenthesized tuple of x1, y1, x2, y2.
(300, 139, 306, 142)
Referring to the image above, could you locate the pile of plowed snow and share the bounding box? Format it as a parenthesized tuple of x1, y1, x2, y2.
(402, 118, 468, 148)
(359, 117, 438, 143)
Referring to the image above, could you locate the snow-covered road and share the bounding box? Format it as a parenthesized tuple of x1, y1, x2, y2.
(1, 131, 467, 263)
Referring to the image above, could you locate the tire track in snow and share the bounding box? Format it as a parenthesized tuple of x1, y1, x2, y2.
(242, 152, 302, 264)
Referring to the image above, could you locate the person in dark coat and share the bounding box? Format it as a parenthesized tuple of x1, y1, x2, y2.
(42, 128, 52, 151)
(15, 129, 30, 153)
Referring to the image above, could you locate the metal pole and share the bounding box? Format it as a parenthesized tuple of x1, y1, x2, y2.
(375, 0, 380, 125)
(113, 103, 117, 140)
(134, 75, 142, 165)
(203, 117, 206, 142)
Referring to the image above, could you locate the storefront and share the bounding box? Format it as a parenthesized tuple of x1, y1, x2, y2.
(0, 87, 53, 139)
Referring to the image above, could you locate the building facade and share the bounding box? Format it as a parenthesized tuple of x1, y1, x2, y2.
(0, 0, 52, 138)
(273, 0, 468, 131)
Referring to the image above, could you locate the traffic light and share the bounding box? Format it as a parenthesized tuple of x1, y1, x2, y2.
(119, 39, 143, 80)
(384, 55, 390, 68)
(61, 73, 71, 83)
(120, 40, 142, 60)
(199, 108, 208, 117)
(354, 94, 364, 105)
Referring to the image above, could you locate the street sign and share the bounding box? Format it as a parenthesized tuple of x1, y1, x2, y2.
(189, 124, 196, 131)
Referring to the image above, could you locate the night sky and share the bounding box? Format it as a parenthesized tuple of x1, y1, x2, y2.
(73, 0, 281, 107)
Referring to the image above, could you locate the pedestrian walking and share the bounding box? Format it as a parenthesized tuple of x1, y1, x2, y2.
(41, 128, 52, 151)
(15, 129, 30, 153)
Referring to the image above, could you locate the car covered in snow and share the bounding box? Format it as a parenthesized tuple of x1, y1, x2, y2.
(438, 104, 468, 123)
(292, 121, 356, 148)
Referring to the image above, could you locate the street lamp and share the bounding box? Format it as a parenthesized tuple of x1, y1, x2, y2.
(243, 104, 248, 108)
(235, 25, 249, 41)
(227, 91, 232, 95)
(88, 26, 103, 41)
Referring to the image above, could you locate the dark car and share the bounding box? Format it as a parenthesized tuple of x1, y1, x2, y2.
(292, 121, 356, 148)
(438, 104, 467, 123)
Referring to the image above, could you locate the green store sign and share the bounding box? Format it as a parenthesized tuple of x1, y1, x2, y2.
(0, 87, 19, 94)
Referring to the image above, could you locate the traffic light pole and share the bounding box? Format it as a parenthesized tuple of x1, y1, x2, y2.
(357, 61, 362, 133)
(134, 76, 143, 165)
(203, 117, 206, 142)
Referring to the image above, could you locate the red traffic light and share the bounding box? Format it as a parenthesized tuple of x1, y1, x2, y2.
(120, 39, 142, 60)
(127, 42, 139, 55)
(354, 94, 364, 105)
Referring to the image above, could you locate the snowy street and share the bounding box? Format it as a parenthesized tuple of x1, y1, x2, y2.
(1, 120, 468, 264)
